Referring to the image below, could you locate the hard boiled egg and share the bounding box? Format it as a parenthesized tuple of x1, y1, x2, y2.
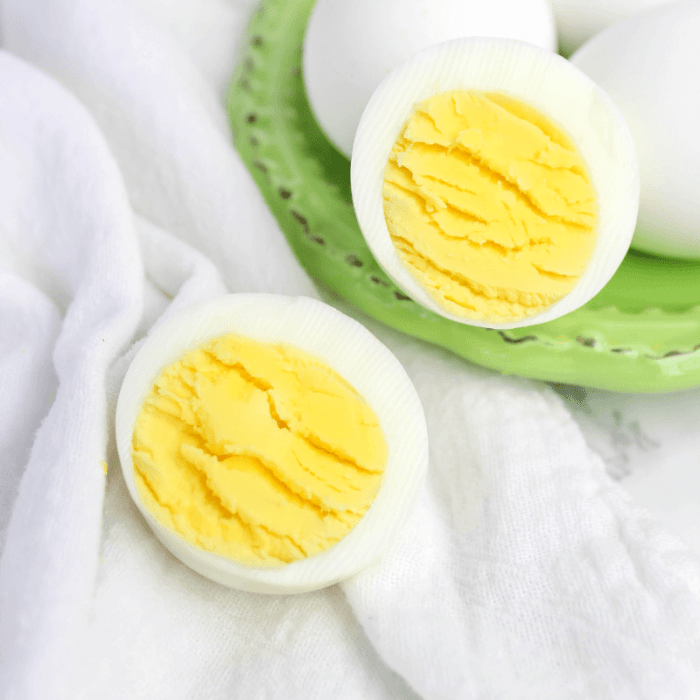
(303, 0, 557, 158)
(351, 38, 639, 328)
(116, 294, 428, 593)
(571, 0, 700, 259)
(550, 0, 676, 55)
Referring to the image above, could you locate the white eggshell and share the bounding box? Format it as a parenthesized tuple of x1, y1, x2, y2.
(351, 38, 640, 329)
(303, 0, 557, 157)
(115, 294, 428, 594)
(551, 0, 677, 55)
(571, 0, 700, 259)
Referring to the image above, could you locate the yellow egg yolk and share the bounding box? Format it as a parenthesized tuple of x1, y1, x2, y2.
(382, 90, 598, 323)
(131, 334, 387, 566)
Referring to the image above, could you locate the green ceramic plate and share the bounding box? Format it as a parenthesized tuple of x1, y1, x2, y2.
(228, 0, 700, 392)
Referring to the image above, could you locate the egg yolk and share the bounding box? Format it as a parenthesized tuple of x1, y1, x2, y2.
(382, 90, 598, 323)
(132, 334, 387, 566)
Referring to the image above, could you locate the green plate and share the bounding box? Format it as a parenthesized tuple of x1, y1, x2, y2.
(228, 0, 700, 392)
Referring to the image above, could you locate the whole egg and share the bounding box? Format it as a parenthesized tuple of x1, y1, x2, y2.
(571, 0, 700, 259)
(550, 0, 677, 55)
(303, 0, 557, 158)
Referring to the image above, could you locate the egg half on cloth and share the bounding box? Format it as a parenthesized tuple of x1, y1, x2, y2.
(116, 294, 428, 594)
(351, 38, 640, 329)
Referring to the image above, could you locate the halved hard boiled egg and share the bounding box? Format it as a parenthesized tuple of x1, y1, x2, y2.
(351, 38, 640, 329)
(115, 294, 428, 594)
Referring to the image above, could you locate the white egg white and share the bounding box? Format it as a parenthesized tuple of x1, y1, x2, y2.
(303, 0, 557, 158)
(571, 0, 700, 259)
(116, 294, 428, 594)
(351, 37, 640, 329)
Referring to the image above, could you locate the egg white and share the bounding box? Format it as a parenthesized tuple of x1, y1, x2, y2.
(116, 294, 428, 593)
(351, 37, 640, 329)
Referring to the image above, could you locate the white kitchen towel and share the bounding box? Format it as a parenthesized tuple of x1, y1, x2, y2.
(1, 1, 700, 699)
(0, 48, 143, 698)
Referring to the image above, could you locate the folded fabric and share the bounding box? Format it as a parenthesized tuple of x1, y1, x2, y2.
(1, 1, 699, 699)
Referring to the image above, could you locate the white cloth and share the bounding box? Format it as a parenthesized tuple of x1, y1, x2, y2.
(0, 1, 699, 699)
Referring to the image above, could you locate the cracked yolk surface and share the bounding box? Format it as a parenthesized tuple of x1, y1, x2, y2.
(383, 90, 598, 322)
(132, 334, 387, 566)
